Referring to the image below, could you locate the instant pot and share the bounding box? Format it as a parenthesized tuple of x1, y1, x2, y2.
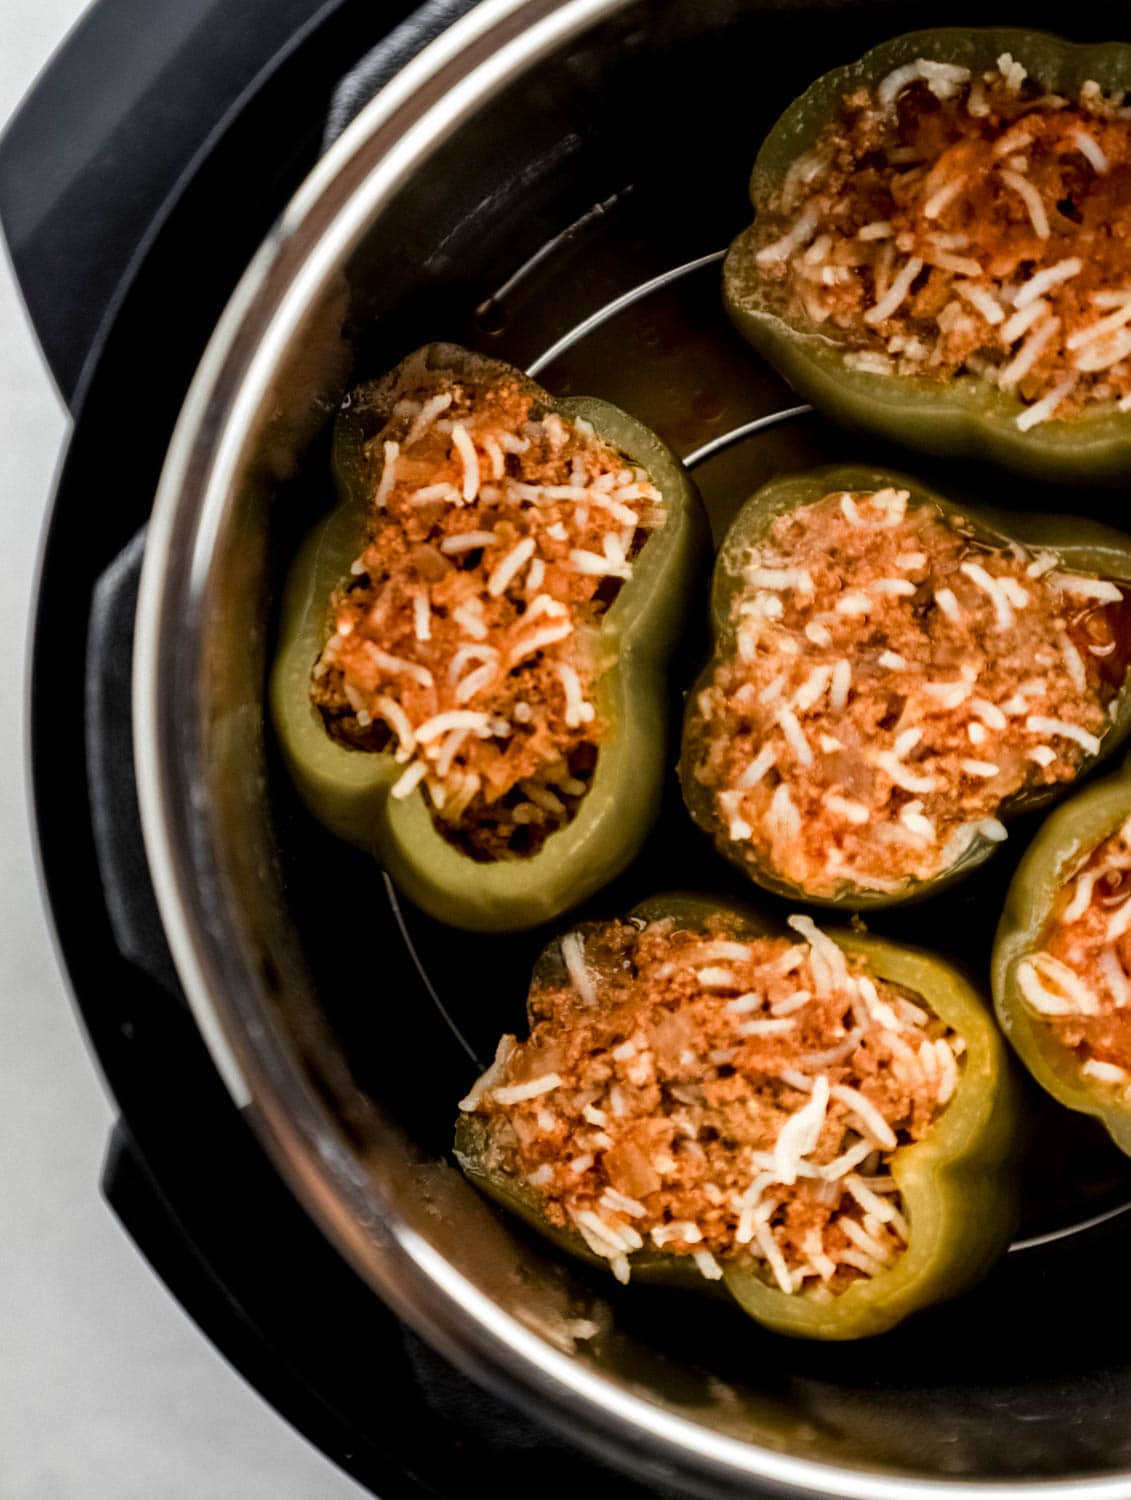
(10, 2, 1131, 1496)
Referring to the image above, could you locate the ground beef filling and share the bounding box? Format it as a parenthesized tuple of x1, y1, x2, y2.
(311, 374, 665, 860)
(1018, 819, 1131, 1088)
(691, 487, 1126, 897)
(745, 53, 1131, 428)
(460, 915, 962, 1296)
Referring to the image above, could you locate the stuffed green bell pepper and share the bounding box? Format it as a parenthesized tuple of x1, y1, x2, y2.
(993, 760, 1131, 1156)
(270, 343, 706, 932)
(455, 893, 1019, 1340)
(724, 28, 1131, 482)
(680, 464, 1131, 908)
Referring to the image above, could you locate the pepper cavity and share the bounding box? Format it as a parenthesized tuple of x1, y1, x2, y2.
(993, 766, 1131, 1157)
(458, 912, 958, 1298)
(682, 469, 1131, 905)
(737, 50, 1131, 429)
(1014, 817, 1131, 1086)
(312, 366, 666, 861)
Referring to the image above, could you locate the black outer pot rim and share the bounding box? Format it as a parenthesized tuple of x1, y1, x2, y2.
(130, 3, 1131, 1496)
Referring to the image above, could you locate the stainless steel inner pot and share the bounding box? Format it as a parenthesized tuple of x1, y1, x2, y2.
(133, 1, 1131, 1494)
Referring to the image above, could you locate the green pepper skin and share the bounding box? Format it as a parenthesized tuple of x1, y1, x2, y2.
(724, 28, 1131, 484)
(993, 762, 1131, 1155)
(680, 463, 1131, 910)
(456, 893, 1020, 1341)
(270, 344, 707, 932)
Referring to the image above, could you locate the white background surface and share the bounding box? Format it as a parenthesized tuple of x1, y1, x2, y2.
(0, 5, 366, 1495)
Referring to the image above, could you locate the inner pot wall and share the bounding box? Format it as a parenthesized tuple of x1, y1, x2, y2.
(134, 1, 1131, 1494)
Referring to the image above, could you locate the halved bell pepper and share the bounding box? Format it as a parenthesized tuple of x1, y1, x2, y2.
(723, 27, 1131, 483)
(993, 760, 1131, 1155)
(455, 892, 1019, 1340)
(269, 343, 707, 932)
(679, 463, 1131, 909)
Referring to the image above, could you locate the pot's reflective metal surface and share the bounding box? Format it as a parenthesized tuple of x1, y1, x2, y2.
(135, 1, 1131, 1494)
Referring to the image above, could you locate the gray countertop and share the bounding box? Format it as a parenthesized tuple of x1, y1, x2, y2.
(0, 4, 367, 1494)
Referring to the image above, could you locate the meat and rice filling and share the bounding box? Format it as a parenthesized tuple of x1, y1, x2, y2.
(312, 373, 666, 859)
(1017, 818, 1131, 1090)
(747, 53, 1131, 429)
(691, 487, 1127, 896)
(460, 914, 961, 1295)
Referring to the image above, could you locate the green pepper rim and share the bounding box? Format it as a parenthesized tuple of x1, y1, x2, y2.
(679, 462, 1131, 910)
(269, 343, 707, 933)
(723, 27, 1131, 484)
(455, 893, 1019, 1341)
(993, 760, 1131, 1157)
